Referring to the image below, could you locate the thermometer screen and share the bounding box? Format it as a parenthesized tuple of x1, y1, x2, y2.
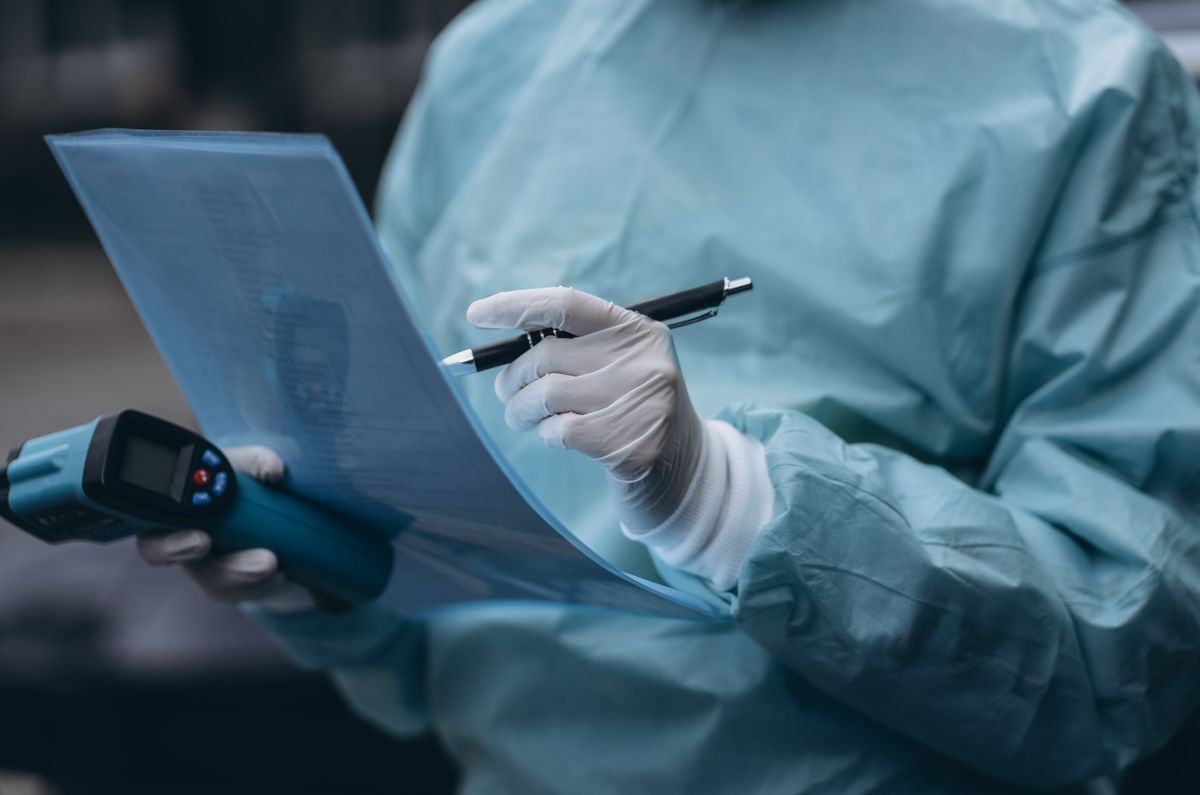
(119, 435, 181, 496)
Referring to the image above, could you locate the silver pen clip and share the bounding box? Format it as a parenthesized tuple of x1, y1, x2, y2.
(666, 308, 718, 329)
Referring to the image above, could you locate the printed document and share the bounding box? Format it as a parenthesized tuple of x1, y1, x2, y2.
(48, 130, 722, 620)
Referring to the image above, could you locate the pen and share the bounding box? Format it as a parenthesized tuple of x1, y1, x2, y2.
(442, 276, 753, 376)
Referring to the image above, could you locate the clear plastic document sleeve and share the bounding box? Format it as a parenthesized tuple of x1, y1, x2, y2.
(48, 129, 725, 621)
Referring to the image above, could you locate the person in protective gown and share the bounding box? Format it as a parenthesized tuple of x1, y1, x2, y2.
(139, 1, 1200, 792)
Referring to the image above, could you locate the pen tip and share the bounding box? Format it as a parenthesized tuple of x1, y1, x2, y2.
(442, 348, 476, 376)
(725, 277, 753, 294)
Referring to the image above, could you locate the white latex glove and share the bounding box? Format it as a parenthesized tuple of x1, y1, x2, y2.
(469, 286, 704, 530)
(468, 286, 776, 589)
(136, 446, 315, 613)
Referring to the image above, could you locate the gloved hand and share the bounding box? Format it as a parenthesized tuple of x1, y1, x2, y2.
(469, 285, 704, 530)
(136, 445, 315, 613)
(468, 286, 776, 589)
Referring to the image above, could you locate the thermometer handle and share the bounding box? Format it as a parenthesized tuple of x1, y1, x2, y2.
(208, 477, 393, 606)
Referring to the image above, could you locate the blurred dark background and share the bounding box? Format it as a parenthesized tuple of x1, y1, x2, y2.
(0, 0, 472, 242)
(0, 2, 472, 794)
(0, 1, 1199, 794)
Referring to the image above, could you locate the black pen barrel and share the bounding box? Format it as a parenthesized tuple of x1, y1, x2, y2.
(626, 278, 728, 321)
(467, 278, 733, 372)
(470, 328, 577, 372)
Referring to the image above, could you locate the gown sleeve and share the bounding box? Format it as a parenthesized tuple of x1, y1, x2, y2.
(724, 40, 1200, 789)
(247, 603, 431, 735)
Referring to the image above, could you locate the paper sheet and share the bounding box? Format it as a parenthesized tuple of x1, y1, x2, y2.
(48, 129, 723, 620)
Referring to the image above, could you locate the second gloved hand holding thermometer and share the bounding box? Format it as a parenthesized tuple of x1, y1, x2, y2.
(467, 286, 775, 590)
(137, 445, 317, 612)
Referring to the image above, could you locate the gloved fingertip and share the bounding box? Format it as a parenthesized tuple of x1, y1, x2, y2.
(190, 565, 287, 604)
(230, 548, 278, 575)
(503, 403, 526, 432)
(172, 530, 213, 560)
(255, 455, 286, 485)
(139, 530, 211, 563)
(466, 296, 497, 328)
(227, 445, 286, 484)
(537, 413, 572, 449)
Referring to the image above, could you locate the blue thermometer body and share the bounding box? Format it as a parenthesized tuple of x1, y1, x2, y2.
(0, 410, 393, 607)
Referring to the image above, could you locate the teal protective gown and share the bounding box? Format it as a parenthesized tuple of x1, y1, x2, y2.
(250, 0, 1200, 791)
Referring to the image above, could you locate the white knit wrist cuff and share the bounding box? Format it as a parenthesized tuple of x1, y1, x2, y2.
(621, 420, 775, 591)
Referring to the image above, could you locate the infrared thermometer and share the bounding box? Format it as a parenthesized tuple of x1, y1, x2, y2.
(0, 409, 393, 606)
